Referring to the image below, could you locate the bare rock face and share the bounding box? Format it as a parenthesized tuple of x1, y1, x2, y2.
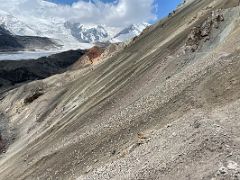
(24, 88, 44, 104)
(85, 46, 105, 64)
(185, 27, 202, 52)
(185, 9, 224, 52)
(0, 133, 6, 154)
(201, 18, 212, 37)
(212, 9, 224, 28)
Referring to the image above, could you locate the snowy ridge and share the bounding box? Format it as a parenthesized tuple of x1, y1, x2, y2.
(0, 0, 150, 50)
(64, 22, 109, 43)
(0, 12, 38, 36)
(111, 23, 150, 43)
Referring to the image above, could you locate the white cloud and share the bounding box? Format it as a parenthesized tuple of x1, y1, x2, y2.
(0, 0, 156, 27)
(70, 0, 156, 26)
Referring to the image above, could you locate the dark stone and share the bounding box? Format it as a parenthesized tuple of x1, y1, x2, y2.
(0, 49, 86, 92)
(0, 133, 6, 154)
(24, 91, 44, 104)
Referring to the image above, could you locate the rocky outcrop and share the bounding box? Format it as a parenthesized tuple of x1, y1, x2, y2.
(24, 88, 44, 104)
(0, 133, 6, 154)
(71, 43, 125, 70)
(71, 46, 105, 69)
(185, 9, 224, 52)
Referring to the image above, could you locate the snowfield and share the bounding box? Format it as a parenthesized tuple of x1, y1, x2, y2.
(0, 0, 149, 50)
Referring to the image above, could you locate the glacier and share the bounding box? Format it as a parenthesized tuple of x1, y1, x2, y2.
(0, 1, 149, 50)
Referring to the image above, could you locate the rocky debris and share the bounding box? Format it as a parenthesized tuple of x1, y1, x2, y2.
(201, 18, 213, 37)
(218, 166, 228, 175)
(121, 143, 140, 157)
(137, 132, 150, 145)
(212, 9, 224, 28)
(185, 27, 202, 52)
(84, 166, 93, 174)
(1, 1, 240, 180)
(111, 150, 117, 155)
(185, 9, 224, 52)
(0, 133, 6, 154)
(71, 46, 104, 69)
(214, 161, 240, 179)
(85, 46, 105, 64)
(191, 119, 201, 129)
(168, 10, 176, 17)
(188, 16, 197, 24)
(166, 123, 172, 128)
(0, 112, 16, 155)
(119, 133, 151, 158)
(137, 132, 149, 140)
(24, 88, 44, 104)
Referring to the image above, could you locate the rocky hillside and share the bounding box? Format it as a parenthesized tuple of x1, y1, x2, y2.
(1, 0, 240, 179)
(0, 49, 86, 93)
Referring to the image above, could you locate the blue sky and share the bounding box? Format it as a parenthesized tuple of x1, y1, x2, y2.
(154, 0, 182, 19)
(49, 0, 182, 21)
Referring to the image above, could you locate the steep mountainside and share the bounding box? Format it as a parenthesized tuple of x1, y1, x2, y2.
(0, 49, 86, 93)
(1, 0, 240, 180)
(0, 26, 58, 52)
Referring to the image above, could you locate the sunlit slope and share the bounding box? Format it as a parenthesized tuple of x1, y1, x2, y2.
(0, 0, 240, 179)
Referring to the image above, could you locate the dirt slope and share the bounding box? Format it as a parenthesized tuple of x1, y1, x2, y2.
(0, 0, 240, 179)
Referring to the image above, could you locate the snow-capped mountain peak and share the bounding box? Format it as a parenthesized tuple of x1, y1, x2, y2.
(0, 11, 38, 36)
(0, 0, 151, 50)
(0, 25, 11, 35)
(111, 23, 150, 43)
(64, 22, 109, 43)
(0, 2, 150, 50)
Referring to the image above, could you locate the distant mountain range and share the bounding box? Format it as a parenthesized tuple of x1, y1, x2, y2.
(0, 25, 57, 52)
(0, 7, 149, 50)
(111, 23, 150, 43)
